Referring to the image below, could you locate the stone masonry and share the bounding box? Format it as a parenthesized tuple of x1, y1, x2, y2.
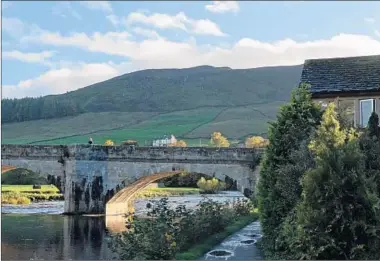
(2, 144, 263, 215)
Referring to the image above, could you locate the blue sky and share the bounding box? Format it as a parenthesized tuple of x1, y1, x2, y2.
(2, 1, 380, 98)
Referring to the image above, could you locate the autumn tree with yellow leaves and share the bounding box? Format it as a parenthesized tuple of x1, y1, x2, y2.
(168, 140, 187, 147)
(245, 136, 269, 148)
(210, 132, 230, 148)
(104, 139, 115, 146)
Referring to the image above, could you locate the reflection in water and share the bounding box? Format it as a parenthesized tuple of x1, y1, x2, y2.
(1, 214, 117, 260)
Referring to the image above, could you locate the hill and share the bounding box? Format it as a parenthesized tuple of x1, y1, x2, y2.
(2, 65, 303, 145)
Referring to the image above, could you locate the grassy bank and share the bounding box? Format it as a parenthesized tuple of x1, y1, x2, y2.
(135, 187, 200, 198)
(1, 185, 63, 204)
(175, 210, 259, 260)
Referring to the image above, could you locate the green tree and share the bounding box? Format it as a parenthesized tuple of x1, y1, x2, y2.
(257, 83, 322, 257)
(292, 103, 380, 260)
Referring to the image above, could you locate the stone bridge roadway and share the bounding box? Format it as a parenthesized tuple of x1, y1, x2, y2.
(1, 144, 263, 215)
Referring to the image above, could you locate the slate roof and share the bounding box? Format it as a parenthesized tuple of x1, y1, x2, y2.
(300, 55, 380, 96)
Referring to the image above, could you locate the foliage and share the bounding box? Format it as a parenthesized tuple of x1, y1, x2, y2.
(2, 65, 302, 123)
(110, 197, 255, 260)
(104, 139, 115, 146)
(367, 112, 380, 138)
(1, 185, 63, 203)
(1, 192, 31, 205)
(257, 83, 322, 257)
(210, 132, 230, 148)
(196, 177, 226, 193)
(290, 103, 380, 260)
(245, 136, 269, 148)
(1, 168, 48, 185)
(360, 112, 380, 199)
(168, 140, 187, 147)
(162, 172, 208, 188)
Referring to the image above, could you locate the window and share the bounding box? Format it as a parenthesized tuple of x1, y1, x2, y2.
(360, 99, 375, 127)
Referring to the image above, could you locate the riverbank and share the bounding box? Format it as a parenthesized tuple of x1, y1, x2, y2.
(1, 185, 63, 204)
(1, 185, 201, 205)
(176, 211, 259, 260)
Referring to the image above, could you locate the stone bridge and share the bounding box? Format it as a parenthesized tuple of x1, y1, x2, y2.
(1, 144, 263, 215)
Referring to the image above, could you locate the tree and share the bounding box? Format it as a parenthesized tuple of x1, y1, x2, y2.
(210, 132, 230, 148)
(104, 139, 114, 146)
(168, 140, 187, 147)
(245, 136, 269, 148)
(291, 102, 380, 260)
(257, 83, 322, 257)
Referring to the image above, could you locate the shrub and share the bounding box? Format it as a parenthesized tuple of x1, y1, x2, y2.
(162, 172, 207, 188)
(1, 192, 31, 205)
(257, 83, 322, 257)
(196, 177, 225, 193)
(290, 103, 380, 260)
(2, 168, 48, 185)
(110, 197, 253, 260)
(104, 139, 114, 146)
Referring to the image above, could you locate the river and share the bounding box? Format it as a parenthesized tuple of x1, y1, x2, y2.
(1, 191, 263, 260)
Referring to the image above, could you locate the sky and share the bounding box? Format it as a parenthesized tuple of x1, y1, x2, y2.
(2, 1, 380, 99)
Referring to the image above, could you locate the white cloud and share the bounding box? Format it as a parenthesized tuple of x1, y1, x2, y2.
(205, 1, 240, 14)
(80, 1, 113, 13)
(3, 61, 132, 98)
(3, 50, 55, 66)
(132, 27, 162, 39)
(126, 11, 226, 36)
(375, 29, 380, 37)
(191, 19, 227, 37)
(2, 17, 27, 37)
(365, 17, 376, 24)
(126, 12, 188, 31)
(106, 14, 120, 26)
(52, 2, 82, 20)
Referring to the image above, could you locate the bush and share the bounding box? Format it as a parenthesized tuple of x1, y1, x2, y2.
(162, 172, 207, 188)
(196, 177, 225, 193)
(257, 84, 322, 257)
(2, 192, 31, 205)
(104, 139, 114, 146)
(290, 103, 380, 260)
(2, 168, 48, 185)
(110, 197, 253, 260)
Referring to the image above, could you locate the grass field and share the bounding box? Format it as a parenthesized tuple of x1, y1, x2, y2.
(2, 103, 278, 145)
(2, 185, 60, 193)
(1, 185, 63, 204)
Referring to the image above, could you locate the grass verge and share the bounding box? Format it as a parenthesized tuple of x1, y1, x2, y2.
(135, 187, 200, 198)
(175, 212, 259, 260)
(1, 185, 63, 204)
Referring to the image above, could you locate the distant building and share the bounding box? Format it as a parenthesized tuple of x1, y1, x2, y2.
(152, 135, 177, 147)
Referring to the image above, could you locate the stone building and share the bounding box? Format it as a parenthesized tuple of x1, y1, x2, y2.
(300, 54, 380, 127)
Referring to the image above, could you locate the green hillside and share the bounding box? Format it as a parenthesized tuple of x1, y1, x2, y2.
(2, 65, 303, 145)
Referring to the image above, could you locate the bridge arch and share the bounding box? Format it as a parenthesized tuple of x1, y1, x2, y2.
(1, 162, 65, 192)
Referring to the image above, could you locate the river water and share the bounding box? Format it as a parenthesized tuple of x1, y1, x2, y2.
(1, 191, 263, 260)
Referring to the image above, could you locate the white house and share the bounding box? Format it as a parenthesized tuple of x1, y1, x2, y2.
(152, 135, 177, 147)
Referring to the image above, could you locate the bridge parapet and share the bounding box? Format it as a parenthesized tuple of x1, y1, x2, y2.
(2, 144, 263, 163)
